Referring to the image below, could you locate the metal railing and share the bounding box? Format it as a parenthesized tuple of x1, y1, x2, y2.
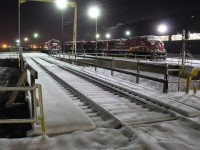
(0, 84, 46, 137)
(0, 52, 19, 59)
(50, 52, 164, 60)
(168, 67, 200, 94)
(0, 54, 46, 137)
(51, 53, 169, 93)
(10, 46, 21, 59)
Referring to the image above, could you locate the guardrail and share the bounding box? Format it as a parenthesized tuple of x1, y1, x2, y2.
(60, 52, 164, 60)
(0, 52, 19, 59)
(82, 52, 154, 60)
(0, 84, 46, 137)
(168, 67, 200, 94)
(1, 54, 46, 137)
(51, 53, 169, 93)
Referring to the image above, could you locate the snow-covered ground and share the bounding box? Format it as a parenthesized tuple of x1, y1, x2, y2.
(0, 52, 200, 150)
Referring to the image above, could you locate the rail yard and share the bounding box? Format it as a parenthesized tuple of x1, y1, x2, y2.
(0, 51, 200, 149)
(1, 0, 200, 149)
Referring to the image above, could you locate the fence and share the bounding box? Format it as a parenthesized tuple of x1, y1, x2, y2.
(51, 53, 169, 93)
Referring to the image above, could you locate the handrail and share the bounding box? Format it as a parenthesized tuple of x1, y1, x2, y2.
(51, 53, 169, 93)
(6, 62, 38, 108)
(0, 84, 46, 137)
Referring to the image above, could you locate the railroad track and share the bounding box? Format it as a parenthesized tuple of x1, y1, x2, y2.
(30, 56, 181, 131)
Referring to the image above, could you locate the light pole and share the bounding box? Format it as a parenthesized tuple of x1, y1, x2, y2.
(33, 33, 39, 48)
(88, 6, 100, 49)
(18, 0, 21, 48)
(56, 0, 67, 53)
(20, 0, 77, 57)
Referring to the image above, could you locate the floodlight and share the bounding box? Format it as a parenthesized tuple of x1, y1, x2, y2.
(105, 33, 111, 39)
(158, 24, 168, 34)
(56, 0, 68, 10)
(88, 6, 100, 19)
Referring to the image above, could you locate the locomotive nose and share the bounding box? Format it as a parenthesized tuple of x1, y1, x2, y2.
(156, 42, 164, 51)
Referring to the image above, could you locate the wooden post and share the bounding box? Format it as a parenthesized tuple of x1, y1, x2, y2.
(30, 74, 35, 118)
(84, 53, 85, 67)
(75, 53, 77, 65)
(163, 63, 169, 93)
(136, 61, 140, 84)
(6, 66, 28, 108)
(69, 53, 71, 64)
(199, 81, 200, 90)
(186, 76, 191, 94)
(111, 57, 114, 76)
(95, 53, 97, 72)
(193, 82, 197, 94)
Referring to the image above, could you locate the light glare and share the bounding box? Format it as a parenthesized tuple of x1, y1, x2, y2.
(105, 33, 111, 39)
(158, 24, 167, 33)
(16, 39, 20, 43)
(125, 30, 131, 36)
(96, 34, 100, 39)
(88, 6, 100, 18)
(2, 44, 7, 48)
(56, 0, 68, 10)
(34, 33, 39, 38)
(24, 37, 28, 41)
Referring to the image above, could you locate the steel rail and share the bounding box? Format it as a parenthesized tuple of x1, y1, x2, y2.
(34, 58, 178, 126)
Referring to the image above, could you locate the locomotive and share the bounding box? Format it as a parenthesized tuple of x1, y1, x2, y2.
(42, 39, 61, 53)
(65, 35, 167, 58)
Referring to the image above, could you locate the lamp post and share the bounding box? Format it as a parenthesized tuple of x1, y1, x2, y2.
(18, 0, 21, 48)
(56, 0, 67, 53)
(19, 0, 77, 57)
(33, 33, 39, 48)
(88, 6, 100, 49)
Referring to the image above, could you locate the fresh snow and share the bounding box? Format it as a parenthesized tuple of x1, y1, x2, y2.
(0, 52, 200, 150)
(24, 56, 96, 136)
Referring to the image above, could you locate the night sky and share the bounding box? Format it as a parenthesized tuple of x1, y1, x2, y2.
(0, 0, 199, 44)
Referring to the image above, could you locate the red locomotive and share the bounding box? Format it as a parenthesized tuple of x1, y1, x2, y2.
(127, 35, 166, 56)
(42, 39, 61, 53)
(65, 35, 166, 57)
